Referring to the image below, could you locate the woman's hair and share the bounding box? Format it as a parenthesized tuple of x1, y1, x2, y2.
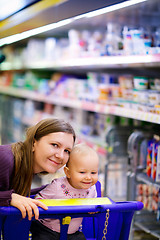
(11, 118, 76, 196)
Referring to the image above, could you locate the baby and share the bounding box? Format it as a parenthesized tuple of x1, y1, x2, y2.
(30, 143, 99, 240)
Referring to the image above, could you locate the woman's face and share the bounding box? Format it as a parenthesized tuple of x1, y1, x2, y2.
(33, 132, 74, 174)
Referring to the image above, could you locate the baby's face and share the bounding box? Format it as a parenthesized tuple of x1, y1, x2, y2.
(66, 151, 99, 189)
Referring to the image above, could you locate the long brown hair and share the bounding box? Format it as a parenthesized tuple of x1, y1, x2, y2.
(11, 118, 76, 196)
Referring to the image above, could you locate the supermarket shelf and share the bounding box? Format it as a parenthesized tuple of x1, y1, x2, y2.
(134, 210, 160, 239)
(1, 55, 160, 71)
(136, 172, 160, 188)
(52, 54, 160, 69)
(0, 86, 160, 124)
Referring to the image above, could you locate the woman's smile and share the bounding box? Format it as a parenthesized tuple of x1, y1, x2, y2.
(48, 158, 61, 165)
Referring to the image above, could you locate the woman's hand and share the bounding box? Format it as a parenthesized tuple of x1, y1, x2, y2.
(10, 193, 48, 220)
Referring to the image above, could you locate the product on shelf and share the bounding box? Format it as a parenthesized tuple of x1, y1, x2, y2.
(136, 183, 159, 212)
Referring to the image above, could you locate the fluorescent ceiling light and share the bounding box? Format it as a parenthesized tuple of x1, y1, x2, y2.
(0, 18, 72, 46)
(0, 0, 148, 47)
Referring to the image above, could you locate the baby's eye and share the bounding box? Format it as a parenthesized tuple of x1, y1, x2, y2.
(91, 172, 97, 174)
(80, 171, 85, 174)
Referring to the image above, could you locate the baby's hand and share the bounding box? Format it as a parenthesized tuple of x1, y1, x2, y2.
(10, 193, 48, 220)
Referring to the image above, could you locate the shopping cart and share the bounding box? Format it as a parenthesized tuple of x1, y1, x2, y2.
(0, 182, 143, 240)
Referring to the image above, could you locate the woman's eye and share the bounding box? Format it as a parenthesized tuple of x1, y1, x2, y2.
(52, 143, 58, 147)
(64, 149, 70, 154)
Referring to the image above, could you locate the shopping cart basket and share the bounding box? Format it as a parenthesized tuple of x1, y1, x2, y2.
(0, 181, 143, 240)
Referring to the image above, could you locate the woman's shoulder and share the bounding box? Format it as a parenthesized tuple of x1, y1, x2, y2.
(0, 144, 13, 163)
(0, 144, 14, 179)
(0, 144, 12, 153)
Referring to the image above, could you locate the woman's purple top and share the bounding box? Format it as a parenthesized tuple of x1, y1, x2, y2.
(0, 144, 45, 206)
(0, 145, 14, 206)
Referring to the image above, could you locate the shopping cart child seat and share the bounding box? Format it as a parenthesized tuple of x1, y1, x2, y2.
(0, 181, 143, 240)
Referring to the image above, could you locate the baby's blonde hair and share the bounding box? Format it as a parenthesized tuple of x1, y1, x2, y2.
(66, 143, 98, 167)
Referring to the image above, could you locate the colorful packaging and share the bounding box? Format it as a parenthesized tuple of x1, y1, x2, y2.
(152, 186, 159, 212)
(146, 139, 155, 177)
(156, 144, 160, 182)
(151, 141, 158, 180)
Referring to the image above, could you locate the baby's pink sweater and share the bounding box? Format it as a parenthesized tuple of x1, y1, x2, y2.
(36, 176, 97, 234)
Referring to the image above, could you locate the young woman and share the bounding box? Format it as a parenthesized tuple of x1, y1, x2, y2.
(0, 118, 76, 221)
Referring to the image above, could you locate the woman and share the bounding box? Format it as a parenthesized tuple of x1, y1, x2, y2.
(0, 118, 76, 221)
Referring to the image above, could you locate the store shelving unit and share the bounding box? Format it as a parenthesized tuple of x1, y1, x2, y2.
(134, 210, 160, 239)
(1, 53, 160, 124)
(134, 172, 160, 239)
(0, 0, 160, 239)
(1, 55, 160, 70)
(136, 172, 160, 188)
(0, 84, 160, 124)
